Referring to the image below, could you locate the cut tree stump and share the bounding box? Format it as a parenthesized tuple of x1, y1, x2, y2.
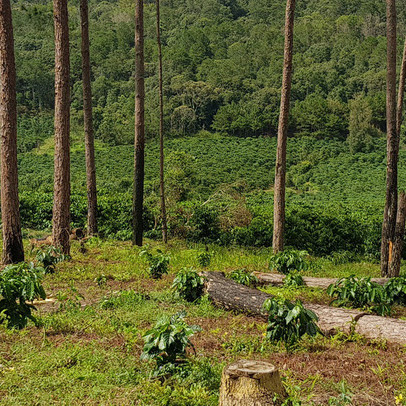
(255, 273, 388, 289)
(219, 360, 287, 406)
(202, 272, 406, 344)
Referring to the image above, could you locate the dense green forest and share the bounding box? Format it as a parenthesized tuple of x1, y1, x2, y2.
(12, 0, 406, 256)
(15, 0, 406, 145)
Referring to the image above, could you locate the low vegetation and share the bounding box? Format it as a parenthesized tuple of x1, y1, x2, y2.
(172, 268, 205, 302)
(228, 268, 259, 287)
(0, 262, 46, 329)
(0, 240, 405, 405)
(141, 311, 201, 376)
(263, 297, 320, 350)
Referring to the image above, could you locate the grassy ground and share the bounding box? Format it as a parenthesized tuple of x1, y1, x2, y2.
(0, 239, 405, 405)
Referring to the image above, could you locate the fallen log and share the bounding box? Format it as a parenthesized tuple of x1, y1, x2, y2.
(202, 271, 270, 318)
(255, 273, 388, 289)
(355, 315, 406, 345)
(202, 272, 406, 345)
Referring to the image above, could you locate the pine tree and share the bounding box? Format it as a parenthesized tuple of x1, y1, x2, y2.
(273, 0, 296, 253)
(381, 0, 398, 277)
(0, 0, 24, 264)
(156, 0, 168, 243)
(80, 0, 98, 236)
(133, 0, 145, 246)
(52, 0, 71, 255)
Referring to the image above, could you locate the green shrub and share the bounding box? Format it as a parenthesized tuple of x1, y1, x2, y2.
(140, 249, 170, 279)
(0, 263, 46, 329)
(269, 250, 309, 275)
(188, 206, 221, 243)
(229, 268, 258, 287)
(141, 312, 201, 374)
(172, 268, 205, 302)
(383, 276, 406, 305)
(327, 276, 391, 316)
(326, 251, 358, 265)
(197, 251, 211, 267)
(283, 271, 305, 288)
(263, 297, 320, 349)
(34, 245, 68, 273)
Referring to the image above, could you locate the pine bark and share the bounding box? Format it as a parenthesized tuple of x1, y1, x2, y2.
(381, 0, 398, 277)
(388, 39, 406, 277)
(273, 0, 296, 253)
(156, 0, 167, 244)
(389, 192, 406, 277)
(52, 0, 71, 255)
(396, 38, 406, 136)
(80, 0, 98, 236)
(133, 0, 145, 246)
(0, 0, 24, 264)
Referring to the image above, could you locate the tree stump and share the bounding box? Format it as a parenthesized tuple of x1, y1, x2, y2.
(219, 360, 288, 406)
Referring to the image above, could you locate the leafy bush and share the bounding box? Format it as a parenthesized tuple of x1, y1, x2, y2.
(197, 251, 211, 267)
(263, 297, 320, 349)
(326, 251, 358, 265)
(140, 249, 170, 279)
(141, 312, 201, 374)
(34, 245, 68, 273)
(327, 276, 391, 316)
(269, 250, 309, 275)
(188, 206, 221, 243)
(284, 271, 305, 288)
(229, 268, 258, 287)
(0, 263, 46, 329)
(172, 268, 205, 302)
(383, 276, 406, 305)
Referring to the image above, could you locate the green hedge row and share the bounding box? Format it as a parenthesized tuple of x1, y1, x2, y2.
(19, 192, 383, 258)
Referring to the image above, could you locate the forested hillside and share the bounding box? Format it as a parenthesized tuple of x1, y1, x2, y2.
(15, 0, 406, 146)
(12, 0, 406, 257)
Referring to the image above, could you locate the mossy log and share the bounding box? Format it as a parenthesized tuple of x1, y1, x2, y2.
(202, 272, 406, 344)
(219, 360, 288, 406)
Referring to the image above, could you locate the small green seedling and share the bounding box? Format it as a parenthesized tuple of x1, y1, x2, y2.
(0, 262, 46, 329)
(141, 312, 201, 375)
(263, 297, 320, 349)
(140, 249, 170, 279)
(172, 268, 205, 302)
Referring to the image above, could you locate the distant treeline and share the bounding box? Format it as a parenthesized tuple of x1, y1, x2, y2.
(14, 0, 406, 151)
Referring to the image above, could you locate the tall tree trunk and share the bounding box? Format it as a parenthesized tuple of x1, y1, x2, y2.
(389, 192, 406, 277)
(0, 0, 24, 264)
(80, 0, 98, 236)
(156, 0, 167, 244)
(52, 0, 71, 255)
(396, 38, 406, 136)
(272, 0, 296, 253)
(389, 38, 406, 277)
(133, 0, 145, 246)
(381, 0, 398, 277)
